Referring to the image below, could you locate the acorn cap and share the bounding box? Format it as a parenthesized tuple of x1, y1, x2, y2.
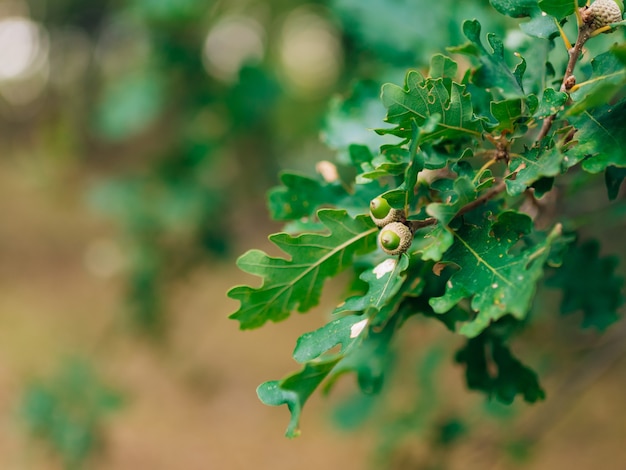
(370, 197, 404, 227)
(587, 0, 623, 29)
(379, 222, 413, 256)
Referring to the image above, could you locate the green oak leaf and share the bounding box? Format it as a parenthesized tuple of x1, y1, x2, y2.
(568, 51, 626, 116)
(490, 0, 559, 38)
(228, 210, 378, 329)
(546, 240, 624, 331)
(613, 43, 626, 64)
(358, 146, 410, 181)
(371, 261, 428, 327)
(427, 176, 477, 226)
(450, 20, 526, 98)
(267, 171, 382, 221)
(267, 172, 347, 221)
(411, 225, 455, 262)
(293, 314, 365, 363)
(359, 163, 407, 180)
(397, 266, 470, 331)
(379, 56, 483, 143)
(423, 145, 474, 170)
(348, 143, 375, 167)
(519, 12, 560, 38)
(404, 123, 427, 197)
(490, 98, 526, 131)
(456, 334, 545, 404)
(605, 166, 626, 200)
(535, 88, 568, 119)
(566, 99, 626, 173)
(326, 309, 402, 394)
(429, 53, 459, 82)
(490, 0, 540, 17)
(335, 255, 410, 318)
(374, 123, 429, 210)
(538, 0, 584, 19)
(506, 144, 565, 196)
(429, 211, 562, 337)
(261, 306, 406, 437)
(257, 359, 340, 438)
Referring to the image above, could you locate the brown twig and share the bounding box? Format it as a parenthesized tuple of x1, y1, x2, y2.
(536, 19, 593, 142)
(458, 180, 507, 216)
(408, 180, 507, 232)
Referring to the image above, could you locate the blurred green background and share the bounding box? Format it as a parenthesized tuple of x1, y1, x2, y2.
(1, 0, 625, 468)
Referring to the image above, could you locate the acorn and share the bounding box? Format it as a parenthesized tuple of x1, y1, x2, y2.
(584, 0, 623, 30)
(378, 222, 413, 256)
(369, 196, 404, 227)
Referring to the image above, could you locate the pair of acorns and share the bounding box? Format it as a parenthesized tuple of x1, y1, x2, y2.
(370, 197, 414, 256)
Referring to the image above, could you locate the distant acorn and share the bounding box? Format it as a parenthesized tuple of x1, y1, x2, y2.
(369, 196, 404, 227)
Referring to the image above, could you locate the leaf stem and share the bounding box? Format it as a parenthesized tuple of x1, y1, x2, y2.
(472, 158, 498, 184)
(555, 18, 573, 50)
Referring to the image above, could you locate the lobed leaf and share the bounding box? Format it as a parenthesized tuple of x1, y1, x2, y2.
(490, 0, 540, 18)
(605, 166, 626, 200)
(506, 143, 566, 196)
(257, 359, 340, 438)
(268, 170, 382, 221)
(260, 304, 405, 437)
(379, 56, 483, 143)
(534, 88, 567, 119)
(427, 176, 477, 226)
(568, 51, 626, 116)
(519, 13, 559, 38)
(411, 225, 455, 262)
(538, 0, 584, 19)
(546, 240, 624, 331)
(566, 99, 626, 173)
(268, 172, 347, 221)
(456, 333, 545, 404)
(326, 314, 398, 395)
(490, 98, 526, 131)
(491, 0, 559, 37)
(335, 255, 410, 319)
(429, 211, 562, 337)
(357, 146, 411, 181)
(450, 20, 526, 98)
(293, 314, 365, 363)
(228, 210, 378, 329)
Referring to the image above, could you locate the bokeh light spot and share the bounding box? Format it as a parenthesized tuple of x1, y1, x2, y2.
(203, 16, 265, 83)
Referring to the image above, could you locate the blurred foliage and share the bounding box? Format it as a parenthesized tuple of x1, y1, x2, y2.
(20, 359, 122, 470)
(2, 0, 544, 336)
(1, 0, 516, 336)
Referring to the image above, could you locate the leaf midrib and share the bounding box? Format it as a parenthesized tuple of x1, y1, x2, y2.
(257, 226, 378, 318)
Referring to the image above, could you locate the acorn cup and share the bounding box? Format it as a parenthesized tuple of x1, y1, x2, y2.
(378, 222, 413, 256)
(369, 196, 404, 227)
(585, 0, 623, 30)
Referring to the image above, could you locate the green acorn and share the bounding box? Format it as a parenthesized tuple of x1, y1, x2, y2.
(586, 0, 623, 29)
(369, 196, 404, 227)
(378, 222, 413, 256)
